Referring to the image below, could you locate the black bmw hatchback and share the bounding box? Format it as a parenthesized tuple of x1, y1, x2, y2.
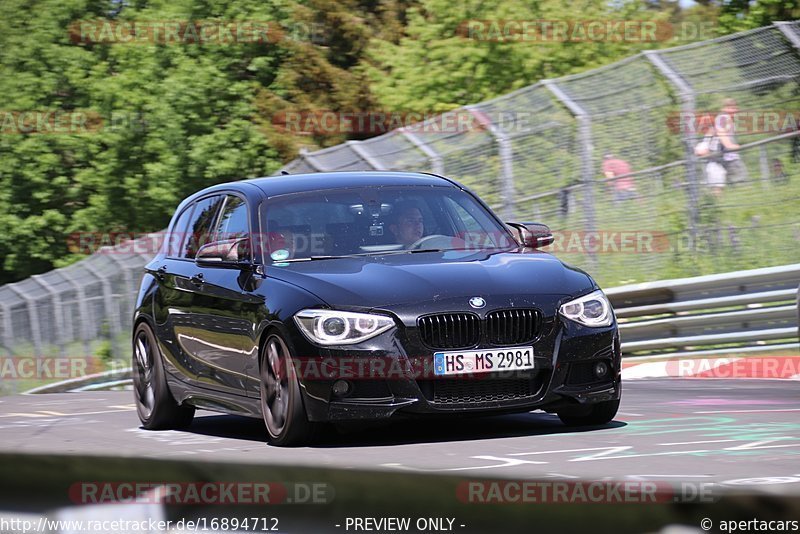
(133, 171, 621, 446)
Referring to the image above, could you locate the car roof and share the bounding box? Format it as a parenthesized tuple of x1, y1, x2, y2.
(184, 171, 457, 203)
(246, 171, 456, 198)
(173, 172, 462, 219)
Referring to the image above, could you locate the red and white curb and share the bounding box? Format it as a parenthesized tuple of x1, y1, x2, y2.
(621, 355, 800, 380)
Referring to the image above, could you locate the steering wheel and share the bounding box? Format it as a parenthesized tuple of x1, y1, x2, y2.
(408, 234, 461, 250)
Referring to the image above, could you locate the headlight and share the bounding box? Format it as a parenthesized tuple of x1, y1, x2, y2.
(559, 290, 613, 327)
(294, 309, 395, 345)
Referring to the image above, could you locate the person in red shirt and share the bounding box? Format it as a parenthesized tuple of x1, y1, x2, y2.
(602, 154, 637, 201)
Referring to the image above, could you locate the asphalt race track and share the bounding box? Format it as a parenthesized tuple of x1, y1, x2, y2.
(1, 378, 799, 493)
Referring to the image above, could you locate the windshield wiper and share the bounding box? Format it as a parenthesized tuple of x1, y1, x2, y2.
(352, 248, 446, 257)
(278, 255, 343, 263)
(280, 249, 447, 262)
(406, 248, 445, 254)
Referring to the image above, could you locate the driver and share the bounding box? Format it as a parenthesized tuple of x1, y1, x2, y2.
(389, 203, 425, 247)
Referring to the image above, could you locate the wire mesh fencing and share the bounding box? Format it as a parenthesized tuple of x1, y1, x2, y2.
(279, 22, 800, 285)
(1, 23, 800, 374)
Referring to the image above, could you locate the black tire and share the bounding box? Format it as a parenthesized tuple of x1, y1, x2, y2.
(259, 332, 318, 447)
(132, 322, 195, 430)
(558, 399, 620, 427)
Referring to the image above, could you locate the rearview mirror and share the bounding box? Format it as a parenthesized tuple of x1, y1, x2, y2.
(506, 222, 554, 249)
(195, 237, 252, 268)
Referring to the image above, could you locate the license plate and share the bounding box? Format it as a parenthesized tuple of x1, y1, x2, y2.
(433, 347, 535, 376)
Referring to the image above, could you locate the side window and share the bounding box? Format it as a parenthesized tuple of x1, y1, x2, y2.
(214, 195, 249, 241)
(214, 195, 251, 261)
(166, 206, 194, 257)
(181, 195, 224, 259)
(444, 197, 481, 232)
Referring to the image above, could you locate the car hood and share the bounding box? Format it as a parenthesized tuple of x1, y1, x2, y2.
(265, 249, 595, 310)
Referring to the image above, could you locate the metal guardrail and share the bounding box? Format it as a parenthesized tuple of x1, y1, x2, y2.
(25, 367, 133, 394)
(24, 264, 800, 393)
(607, 263, 800, 356)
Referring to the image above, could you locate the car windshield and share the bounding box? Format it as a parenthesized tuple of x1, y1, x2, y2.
(259, 185, 516, 261)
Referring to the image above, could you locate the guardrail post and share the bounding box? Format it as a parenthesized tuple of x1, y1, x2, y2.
(543, 80, 597, 268)
(400, 128, 444, 175)
(466, 105, 515, 220)
(644, 51, 699, 252)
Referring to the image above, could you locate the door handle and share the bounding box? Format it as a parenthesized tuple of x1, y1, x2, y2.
(190, 273, 204, 286)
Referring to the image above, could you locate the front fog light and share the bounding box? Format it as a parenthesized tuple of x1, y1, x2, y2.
(332, 380, 352, 397)
(593, 361, 609, 379)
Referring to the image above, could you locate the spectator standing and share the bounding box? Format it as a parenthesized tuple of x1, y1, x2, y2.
(771, 158, 789, 185)
(715, 98, 749, 184)
(602, 154, 637, 201)
(694, 114, 726, 197)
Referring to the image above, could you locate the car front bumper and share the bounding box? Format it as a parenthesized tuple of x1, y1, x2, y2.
(292, 316, 621, 422)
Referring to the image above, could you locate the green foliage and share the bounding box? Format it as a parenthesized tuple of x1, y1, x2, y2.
(0, 0, 380, 283)
(0, 0, 795, 285)
(718, 0, 800, 33)
(365, 0, 675, 111)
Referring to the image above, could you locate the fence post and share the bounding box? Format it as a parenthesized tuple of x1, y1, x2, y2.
(106, 253, 137, 360)
(774, 21, 800, 50)
(60, 268, 93, 357)
(0, 302, 15, 393)
(82, 262, 120, 361)
(465, 105, 516, 220)
(0, 302, 11, 356)
(644, 50, 699, 251)
(759, 144, 771, 188)
(31, 275, 66, 357)
(6, 284, 44, 358)
(400, 128, 444, 175)
(298, 149, 325, 171)
(346, 141, 388, 170)
(543, 80, 597, 268)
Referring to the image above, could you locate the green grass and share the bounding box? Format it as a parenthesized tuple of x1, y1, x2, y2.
(526, 145, 800, 288)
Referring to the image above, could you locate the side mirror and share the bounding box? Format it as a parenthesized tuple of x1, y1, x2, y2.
(506, 222, 554, 249)
(195, 237, 253, 268)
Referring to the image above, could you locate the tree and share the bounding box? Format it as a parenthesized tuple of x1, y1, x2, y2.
(364, 0, 674, 112)
(0, 0, 384, 283)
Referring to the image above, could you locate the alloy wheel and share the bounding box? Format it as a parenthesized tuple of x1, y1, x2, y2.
(133, 329, 155, 419)
(262, 335, 291, 437)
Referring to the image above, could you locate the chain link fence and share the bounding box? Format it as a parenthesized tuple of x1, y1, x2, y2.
(284, 22, 800, 281)
(1, 23, 800, 379)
